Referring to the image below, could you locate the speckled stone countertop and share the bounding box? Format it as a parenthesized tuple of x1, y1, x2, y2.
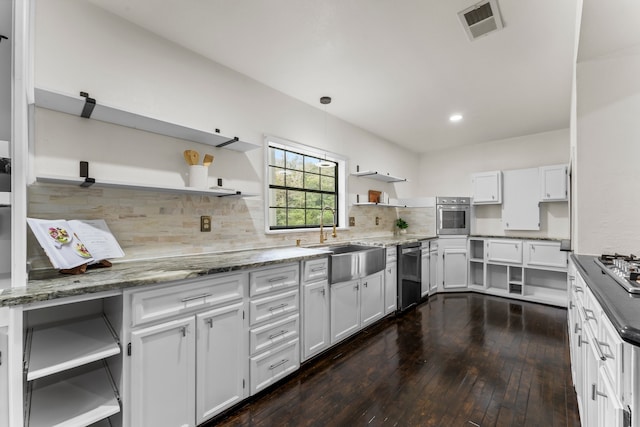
(0, 235, 437, 307)
(469, 235, 566, 242)
(0, 246, 331, 307)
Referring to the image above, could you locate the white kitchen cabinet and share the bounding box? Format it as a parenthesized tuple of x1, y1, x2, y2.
(523, 240, 567, 270)
(471, 171, 502, 204)
(0, 327, 8, 427)
(360, 272, 384, 327)
(330, 271, 384, 345)
(302, 280, 330, 361)
(421, 246, 430, 298)
(196, 301, 247, 424)
(502, 168, 540, 230)
(249, 339, 299, 394)
(429, 242, 438, 293)
(384, 262, 397, 315)
(539, 164, 568, 202)
(438, 237, 467, 291)
(330, 279, 360, 344)
(486, 239, 522, 264)
(130, 316, 196, 427)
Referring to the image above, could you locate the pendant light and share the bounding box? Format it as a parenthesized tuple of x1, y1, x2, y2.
(316, 96, 334, 168)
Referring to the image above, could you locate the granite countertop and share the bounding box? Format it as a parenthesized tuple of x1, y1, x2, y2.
(1, 234, 437, 307)
(572, 254, 640, 347)
(469, 235, 566, 242)
(0, 246, 331, 307)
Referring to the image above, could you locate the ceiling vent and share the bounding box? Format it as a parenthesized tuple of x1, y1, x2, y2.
(458, 0, 504, 41)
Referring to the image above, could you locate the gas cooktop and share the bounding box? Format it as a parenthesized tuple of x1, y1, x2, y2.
(594, 254, 640, 294)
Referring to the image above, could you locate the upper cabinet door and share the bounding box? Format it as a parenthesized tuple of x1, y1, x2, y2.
(471, 171, 502, 204)
(502, 168, 540, 230)
(539, 164, 568, 202)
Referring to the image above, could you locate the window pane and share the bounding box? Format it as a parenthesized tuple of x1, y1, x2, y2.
(307, 193, 322, 209)
(269, 147, 285, 167)
(304, 173, 320, 190)
(322, 165, 336, 177)
(323, 194, 336, 209)
(270, 208, 288, 227)
(269, 166, 287, 187)
(288, 190, 305, 208)
(286, 151, 304, 171)
(321, 209, 335, 225)
(287, 209, 305, 227)
(306, 209, 320, 226)
(286, 170, 304, 189)
(270, 189, 287, 207)
(320, 175, 335, 192)
(304, 156, 319, 174)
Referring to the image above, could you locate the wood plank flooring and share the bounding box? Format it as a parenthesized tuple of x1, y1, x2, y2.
(206, 293, 580, 427)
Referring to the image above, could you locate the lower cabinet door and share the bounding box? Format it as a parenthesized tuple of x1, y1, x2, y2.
(0, 328, 7, 427)
(384, 262, 397, 314)
(421, 253, 430, 298)
(196, 301, 247, 424)
(330, 280, 360, 344)
(360, 272, 384, 327)
(443, 249, 468, 289)
(302, 281, 330, 361)
(249, 339, 299, 395)
(130, 316, 196, 427)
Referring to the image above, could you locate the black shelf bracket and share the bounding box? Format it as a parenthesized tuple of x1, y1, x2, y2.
(79, 91, 96, 119)
(79, 161, 95, 187)
(216, 137, 239, 148)
(0, 35, 7, 43)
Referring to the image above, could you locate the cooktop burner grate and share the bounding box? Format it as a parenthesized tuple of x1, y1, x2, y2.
(594, 254, 640, 294)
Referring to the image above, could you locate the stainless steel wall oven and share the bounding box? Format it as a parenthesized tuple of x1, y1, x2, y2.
(436, 197, 471, 235)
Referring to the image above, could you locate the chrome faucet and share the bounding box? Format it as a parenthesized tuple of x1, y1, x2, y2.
(320, 206, 337, 243)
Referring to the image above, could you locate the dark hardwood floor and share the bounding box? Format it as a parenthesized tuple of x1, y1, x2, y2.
(208, 293, 580, 427)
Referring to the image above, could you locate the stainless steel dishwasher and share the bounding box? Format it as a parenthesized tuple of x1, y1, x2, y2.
(397, 242, 422, 312)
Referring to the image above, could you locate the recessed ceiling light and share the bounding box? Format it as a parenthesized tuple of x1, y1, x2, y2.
(449, 114, 463, 122)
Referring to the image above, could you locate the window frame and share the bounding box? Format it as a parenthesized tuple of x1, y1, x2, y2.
(264, 135, 348, 234)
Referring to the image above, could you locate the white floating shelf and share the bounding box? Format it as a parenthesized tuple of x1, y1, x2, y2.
(27, 316, 120, 381)
(351, 170, 407, 183)
(34, 87, 260, 152)
(353, 202, 406, 208)
(36, 175, 246, 197)
(27, 365, 120, 427)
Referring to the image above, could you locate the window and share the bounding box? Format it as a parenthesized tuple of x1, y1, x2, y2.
(265, 136, 346, 232)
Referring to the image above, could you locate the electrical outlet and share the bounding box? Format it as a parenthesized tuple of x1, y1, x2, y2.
(200, 215, 212, 232)
(375, 216, 380, 226)
(349, 216, 355, 227)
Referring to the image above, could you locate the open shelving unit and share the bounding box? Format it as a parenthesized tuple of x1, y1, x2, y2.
(34, 87, 260, 152)
(468, 239, 485, 289)
(36, 175, 249, 198)
(350, 170, 407, 183)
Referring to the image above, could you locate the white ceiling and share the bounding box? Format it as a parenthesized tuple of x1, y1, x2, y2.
(87, 0, 579, 154)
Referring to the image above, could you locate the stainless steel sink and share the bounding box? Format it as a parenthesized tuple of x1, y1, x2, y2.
(319, 244, 386, 284)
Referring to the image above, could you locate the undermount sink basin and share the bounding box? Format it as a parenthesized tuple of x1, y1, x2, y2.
(319, 244, 386, 284)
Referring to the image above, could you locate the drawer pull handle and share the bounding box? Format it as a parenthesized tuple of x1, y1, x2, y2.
(592, 384, 608, 401)
(597, 340, 615, 360)
(583, 308, 597, 322)
(268, 276, 288, 283)
(574, 323, 581, 334)
(269, 359, 289, 370)
(206, 318, 213, 328)
(569, 301, 575, 309)
(181, 293, 212, 303)
(321, 289, 326, 296)
(311, 267, 326, 272)
(268, 330, 288, 340)
(579, 335, 587, 346)
(179, 326, 187, 337)
(268, 303, 288, 312)
(574, 285, 583, 293)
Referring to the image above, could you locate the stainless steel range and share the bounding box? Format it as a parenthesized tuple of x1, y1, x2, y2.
(594, 254, 640, 294)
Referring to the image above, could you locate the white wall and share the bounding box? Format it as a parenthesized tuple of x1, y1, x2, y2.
(418, 129, 570, 238)
(0, 0, 10, 142)
(33, 0, 420, 197)
(576, 45, 640, 255)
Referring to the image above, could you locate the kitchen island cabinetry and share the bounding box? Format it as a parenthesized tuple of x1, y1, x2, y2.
(301, 258, 330, 362)
(567, 258, 632, 427)
(124, 272, 248, 426)
(330, 271, 384, 345)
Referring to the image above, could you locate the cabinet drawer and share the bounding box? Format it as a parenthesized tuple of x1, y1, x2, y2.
(386, 247, 397, 263)
(524, 241, 567, 270)
(249, 289, 299, 326)
(599, 314, 624, 395)
(486, 240, 522, 264)
(302, 258, 328, 283)
(250, 263, 299, 297)
(249, 313, 299, 356)
(130, 273, 246, 327)
(250, 338, 300, 395)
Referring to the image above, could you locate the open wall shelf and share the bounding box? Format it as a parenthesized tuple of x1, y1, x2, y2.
(34, 87, 260, 152)
(351, 170, 407, 183)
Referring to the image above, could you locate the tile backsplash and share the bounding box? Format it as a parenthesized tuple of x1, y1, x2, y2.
(28, 184, 435, 269)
